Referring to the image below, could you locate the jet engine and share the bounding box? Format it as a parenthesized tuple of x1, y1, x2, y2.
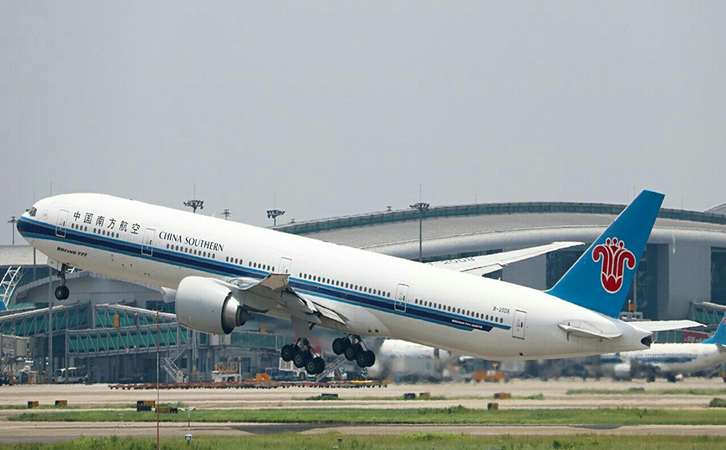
(175, 276, 251, 335)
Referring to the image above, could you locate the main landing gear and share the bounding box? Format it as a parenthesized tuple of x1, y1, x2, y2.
(280, 338, 326, 375)
(333, 335, 376, 368)
(54, 264, 70, 301)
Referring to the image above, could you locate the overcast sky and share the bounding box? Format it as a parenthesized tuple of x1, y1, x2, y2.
(2, 2, 725, 245)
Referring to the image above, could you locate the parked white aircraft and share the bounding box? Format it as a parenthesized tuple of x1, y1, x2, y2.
(18, 190, 697, 375)
(601, 311, 726, 381)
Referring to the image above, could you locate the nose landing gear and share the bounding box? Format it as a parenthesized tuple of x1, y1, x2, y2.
(280, 338, 325, 376)
(54, 264, 70, 301)
(333, 335, 375, 368)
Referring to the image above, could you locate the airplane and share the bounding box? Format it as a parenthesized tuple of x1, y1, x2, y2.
(600, 311, 726, 382)
(16, 189, 699, 376)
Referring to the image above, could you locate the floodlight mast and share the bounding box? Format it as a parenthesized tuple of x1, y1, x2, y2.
(8, 216, 16, 246)
(267, 209, 285, 227)
(183, 200, 204, 214)
(409, 202, 430, 263)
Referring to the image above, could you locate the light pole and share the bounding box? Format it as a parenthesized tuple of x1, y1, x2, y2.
(221, 209, 231, 220)
(182, 199, 203, 381)
(180, 406, 196, 443)
(267, 209, 285, 227)
(409, 202, 429, 262)
(8, 216, 16, 246)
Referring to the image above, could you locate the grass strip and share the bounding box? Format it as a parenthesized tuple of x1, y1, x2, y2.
(1, 433, 725, 450)
(9, 406, 726, 426)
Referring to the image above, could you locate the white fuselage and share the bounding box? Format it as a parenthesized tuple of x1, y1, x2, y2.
(602, 343, 726, 376)
(19, 194, 652, 361)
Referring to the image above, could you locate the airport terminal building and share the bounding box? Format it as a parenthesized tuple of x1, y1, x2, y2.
(2, 199, 726, 382)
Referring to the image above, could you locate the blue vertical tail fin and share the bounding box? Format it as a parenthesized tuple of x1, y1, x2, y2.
(702, 311, 726, 345)
(545, 190, 664, 317)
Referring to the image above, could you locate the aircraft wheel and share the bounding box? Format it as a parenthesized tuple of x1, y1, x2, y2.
(313, 357, 325, 374)
(293, 349, 309, 368)
(305, 358, 318, 375)
(344, 343, 361, 361)
(356, 349, 375, 368)
(280, 344, 294, 362)
(332, 337, 348, 355)
(363, 350, 375, 367)
(55, 285, 69, 300)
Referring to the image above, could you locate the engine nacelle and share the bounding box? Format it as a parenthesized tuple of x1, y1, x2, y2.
(175, 276, 251, 335)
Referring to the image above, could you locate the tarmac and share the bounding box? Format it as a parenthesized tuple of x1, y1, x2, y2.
(1, 377, 725, 442)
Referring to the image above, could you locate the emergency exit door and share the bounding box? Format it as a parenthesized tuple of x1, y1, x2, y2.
(513, 310, 527, 340)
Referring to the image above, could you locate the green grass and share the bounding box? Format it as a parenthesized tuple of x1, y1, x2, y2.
(709, 397, 726, 407)
(9, 406, 726, 425)
(1, 434, 725, 450)
(567, 388, 726, 396)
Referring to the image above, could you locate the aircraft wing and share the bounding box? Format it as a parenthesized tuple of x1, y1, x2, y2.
(219, 274, 348, 328)
(627, 320, 704, 333)
(430, 241, 584, 276)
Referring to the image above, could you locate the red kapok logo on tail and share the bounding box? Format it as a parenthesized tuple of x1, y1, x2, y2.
(592, 237, 636, 293)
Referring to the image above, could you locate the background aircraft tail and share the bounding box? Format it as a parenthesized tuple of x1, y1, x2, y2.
(702, 311, 726, 345)
(545, 190, 664, 318)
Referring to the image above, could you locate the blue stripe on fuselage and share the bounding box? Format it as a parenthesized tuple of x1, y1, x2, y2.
(17, 216, 504, 333)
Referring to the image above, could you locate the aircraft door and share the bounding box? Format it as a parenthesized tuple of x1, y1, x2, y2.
(55, 210, 69, 238)
(141, 228, 155, 256)
(279, 257, 292, 274)
(394, 283, 409, 312)
(513, 310, 527, 340)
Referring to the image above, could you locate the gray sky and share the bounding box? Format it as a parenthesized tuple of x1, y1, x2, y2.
(2, 2, 725, 245)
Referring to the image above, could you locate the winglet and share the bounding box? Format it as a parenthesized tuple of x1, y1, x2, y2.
(702, 311, 726, 345)
(545, 190, 664, 318)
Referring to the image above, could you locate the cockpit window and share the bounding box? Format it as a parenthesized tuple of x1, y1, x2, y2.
(28, 207, 37, 217)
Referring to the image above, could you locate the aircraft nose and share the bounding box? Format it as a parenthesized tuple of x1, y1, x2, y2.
(16, 215, 32, 237)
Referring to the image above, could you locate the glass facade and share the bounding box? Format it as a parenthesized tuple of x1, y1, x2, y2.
(630, 244, 659, 319)
(712, 247, 726, 305)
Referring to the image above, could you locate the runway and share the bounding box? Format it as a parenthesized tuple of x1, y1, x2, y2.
(1, 377, 725, 443)
(1, 377, 722, 409)
(2, 421, 726, 443)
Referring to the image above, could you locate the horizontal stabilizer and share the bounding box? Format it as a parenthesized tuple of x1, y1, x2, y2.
(431, 241, 584, 276)
(628, 320, 704, 333)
